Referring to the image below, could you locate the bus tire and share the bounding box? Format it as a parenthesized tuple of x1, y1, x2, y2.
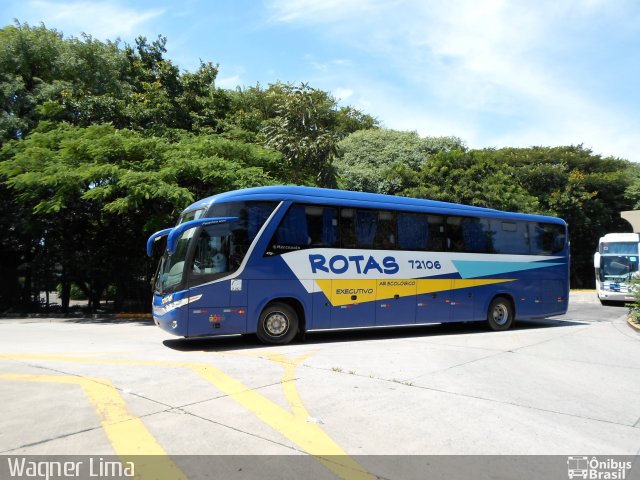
(257, 303, 298, 345)
(487, 296, 514, 331)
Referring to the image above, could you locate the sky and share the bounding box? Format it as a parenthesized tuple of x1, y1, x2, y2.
(2, 0, 639, 161)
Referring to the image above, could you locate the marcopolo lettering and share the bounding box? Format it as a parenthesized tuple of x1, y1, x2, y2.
(309, 254, 400, 275)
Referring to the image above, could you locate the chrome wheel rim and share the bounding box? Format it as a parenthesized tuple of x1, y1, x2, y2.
(265, 312, 289, 337)
(492, 304, 509, 326)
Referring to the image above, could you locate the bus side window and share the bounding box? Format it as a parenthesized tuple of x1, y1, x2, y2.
(447, 216, 492, 253)
(446, 217, 465, 252)
(190, 225, 232, 280)
(306, 206, 338, 247)
(374, 210, 397, 250)
(266, 204, 339, 255)
(355, 210, 378, 248)
(529, 223, 547, 254)
(398, 213, 429, 250)
(427, 215, 445, 251)
(529, 223, 565, 255)
(276, 205, 309, 246)
(491, 220, 529, 254)
(340, 208, 357, 248)
(247, 203, 277, 242)
(461, 218, 491, 253)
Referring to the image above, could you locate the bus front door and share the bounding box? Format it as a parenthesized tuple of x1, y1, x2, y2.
(187, 281, 247, 336)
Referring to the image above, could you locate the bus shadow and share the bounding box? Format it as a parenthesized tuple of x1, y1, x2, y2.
(162, 318, 586, 352)
(297, 318, 585, 346)
(163, 334, 262, 352)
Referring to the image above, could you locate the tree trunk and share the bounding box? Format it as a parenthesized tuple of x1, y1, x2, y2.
(61, 279, 70, 314)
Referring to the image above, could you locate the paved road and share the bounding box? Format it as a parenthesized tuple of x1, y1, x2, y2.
(0, 293, 638, 478)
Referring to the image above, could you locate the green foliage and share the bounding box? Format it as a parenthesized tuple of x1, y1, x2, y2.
(56, 283, 87, 301)
(0, 122, 277, 311)
(629, 278, 640, 324)
(403, 149, 540, 212)
(623, 172, 640, 210)
(224, 82, 378, 186)
(496, 146, 638, 287)
(0, 22, 65, 141)
(0, 22, 231, 143)
(336, 129, 464, 194)
(337, 139, 640, 287)
(258, 83, 339, 186)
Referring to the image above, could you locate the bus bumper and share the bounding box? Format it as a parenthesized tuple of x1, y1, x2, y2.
(598, 292, 635, 303)
(152, 291, 192, 336)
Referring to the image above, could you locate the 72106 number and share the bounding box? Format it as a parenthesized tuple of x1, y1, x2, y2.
(408, 260, 441, 270)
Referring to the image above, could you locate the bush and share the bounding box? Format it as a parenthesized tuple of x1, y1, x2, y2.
(56, 283, 87, 301)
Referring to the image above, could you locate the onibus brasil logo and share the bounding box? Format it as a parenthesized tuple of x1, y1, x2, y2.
(567, 456, 633, 479)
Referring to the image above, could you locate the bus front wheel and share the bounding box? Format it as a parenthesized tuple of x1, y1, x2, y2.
(487, 297, 514, 331)
(257, 303, 298, 345)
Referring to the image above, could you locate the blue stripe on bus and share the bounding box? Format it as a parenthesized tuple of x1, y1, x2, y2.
(452, 260, 564, 279)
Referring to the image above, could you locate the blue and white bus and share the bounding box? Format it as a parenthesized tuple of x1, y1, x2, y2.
(147, 186, 569, 344)
(594, 233, 640, 305)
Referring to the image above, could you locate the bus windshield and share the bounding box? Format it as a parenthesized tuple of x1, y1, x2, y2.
(155, 209, 205, 294)
(599, 255, 639, 282)
(154, 201, 277, 294)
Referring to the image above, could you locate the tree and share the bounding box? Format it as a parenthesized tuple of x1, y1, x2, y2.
(0, 23, 233, 143)
(0, 122, 277, 312)
(223, 82, 378, 186)
(502, 145, 639, 288)
(335, 129, 464, 194)
(0, 22, 65, 143)
(401, 148, 539, 212)
(0, 23, 382, 312)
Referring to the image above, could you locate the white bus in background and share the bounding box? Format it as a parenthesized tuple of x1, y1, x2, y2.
(594, 233, 640, 305)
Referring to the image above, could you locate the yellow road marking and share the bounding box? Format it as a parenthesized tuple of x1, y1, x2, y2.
(1, 354, 373, 479)
(187, 360, 373, 480)
(1, 354, 171, 366)
(265, 353, 375, 478)
(267, 353, 313, 420)
(0, 373, 186, 479)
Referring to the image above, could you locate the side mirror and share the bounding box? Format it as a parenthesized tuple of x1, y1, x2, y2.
(146, 217, 239, 257)
(593, 252, 601, 269)
(146, 228, 173, 257)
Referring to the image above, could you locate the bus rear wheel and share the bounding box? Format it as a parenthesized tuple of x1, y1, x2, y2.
(487, 297, 513, 331)
(257, 303, 298, 345)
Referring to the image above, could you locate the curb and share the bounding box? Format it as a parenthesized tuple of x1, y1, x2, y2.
(627, 316, 640, 332)
(114, 313, 152, 319)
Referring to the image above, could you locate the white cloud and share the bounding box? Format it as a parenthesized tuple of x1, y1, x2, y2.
(216, 75, 242, 89)
(267, 0, 640, 161)
(304, 55, 354, 74)
(27, 0, 164, 39)
(268, 0, 384, 23)
(333, 87, 353, 101)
